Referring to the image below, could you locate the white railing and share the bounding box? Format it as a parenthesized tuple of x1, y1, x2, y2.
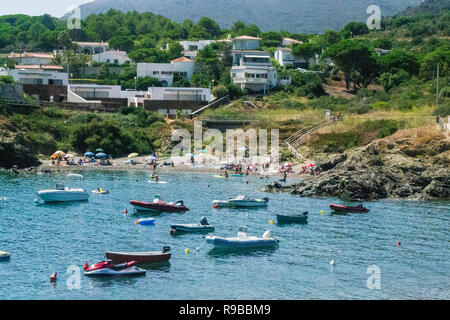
(233, 77, 268, 84)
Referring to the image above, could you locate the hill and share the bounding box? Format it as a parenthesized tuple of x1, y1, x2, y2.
(400, 0, 450, 16)
(69, 0, 423, 33)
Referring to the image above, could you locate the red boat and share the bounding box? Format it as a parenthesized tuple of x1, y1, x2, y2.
(130, 195, 189, 212)
(83, 260, 146, 277)
(329, 203, 370, 213)
(106, 247, 172, 265)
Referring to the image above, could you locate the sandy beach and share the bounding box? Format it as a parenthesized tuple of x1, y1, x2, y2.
(37, 155, 307, 179)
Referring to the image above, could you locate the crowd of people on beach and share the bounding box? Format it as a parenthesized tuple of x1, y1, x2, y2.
(51, 155, 113, 167)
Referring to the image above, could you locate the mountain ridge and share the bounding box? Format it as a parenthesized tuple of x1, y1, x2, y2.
(67, 0, 423, 33)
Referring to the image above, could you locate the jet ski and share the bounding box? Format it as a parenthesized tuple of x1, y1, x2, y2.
(83, 260, 146, 277)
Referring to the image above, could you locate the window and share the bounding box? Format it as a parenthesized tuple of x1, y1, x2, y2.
(153, 71, 159, 75)
(114, 59, 119, 64)
(49, 79, 63, 85)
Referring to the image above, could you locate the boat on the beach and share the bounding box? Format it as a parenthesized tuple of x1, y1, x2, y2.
(130, 195, 189, 212)
(106, 247, 171, 265)
(205, 230, 278, 249)
(170, 217, 214, 233)
(83, 260, 146, 277)
(0, 251, 10, 261)
(329, 203, 369, 213)
(37, 174, 89, 203)
(231, 173, 244, 177)
(213, 175, 227, 179)
(212, 195, 268, 208)
(276, 212, 308, 224)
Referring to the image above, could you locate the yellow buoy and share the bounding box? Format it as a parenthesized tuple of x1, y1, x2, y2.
(185, 248, 189, 254)
(321, 210, 324, 215)
(270, 220, 273, 224)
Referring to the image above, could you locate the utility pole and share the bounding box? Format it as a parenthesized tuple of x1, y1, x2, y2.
(436, 64, 439, 108)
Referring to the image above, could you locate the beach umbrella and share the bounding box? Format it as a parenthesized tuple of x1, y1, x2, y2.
(64, 154, 74, 158)
(50, 151, 65, 160)
(309, 163, 314, 167)
(95, 153, 108, 159)
(128, 153, 139, 158)
(238, 147, 247, 151)
(95, 148, 105, 153)
(84, 152, 94, 157)
(282, 162, 292, 167)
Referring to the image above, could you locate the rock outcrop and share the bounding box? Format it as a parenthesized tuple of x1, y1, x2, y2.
(0, 128, 41, 169)
(263, 128, 450, 200)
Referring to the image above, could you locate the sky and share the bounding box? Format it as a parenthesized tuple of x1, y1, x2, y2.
(0, 0, 94, 18)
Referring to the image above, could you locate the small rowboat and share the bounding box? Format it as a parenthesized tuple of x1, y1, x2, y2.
(231, 174, 244, 177)
(276, 212, 308, 224)
(0, 251, 11, 261)
(106, 247, 171, 265)
(329, 203, 369, 213)
(206, 230, 278, 249)
(170, 217, 214, 233)
(130, 195, 189, 213)
(171, 224, 215, 232)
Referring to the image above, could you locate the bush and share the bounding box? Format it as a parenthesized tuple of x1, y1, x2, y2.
(212, 84, 228, 98)
(433, 104, 450, 117)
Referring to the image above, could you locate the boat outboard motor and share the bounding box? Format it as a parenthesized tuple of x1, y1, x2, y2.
(200, 217, 208, 225)
(263, 197, 269, 202)
(162, 246, 171, 253)
(175, 200, 184, 206)
(262, 230, 273, 239)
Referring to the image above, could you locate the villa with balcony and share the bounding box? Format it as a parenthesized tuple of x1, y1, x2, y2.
(230, 35, 277, 94)
(137, 57, 195, 87)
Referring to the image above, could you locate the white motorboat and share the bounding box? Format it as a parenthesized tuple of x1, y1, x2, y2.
(205, 230, 278, 249)
(212, 195, 268, 208)
(37, 174, 89, 203)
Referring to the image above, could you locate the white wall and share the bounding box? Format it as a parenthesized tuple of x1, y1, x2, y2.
(68, 84, 122, 99)
(137, 61, 195, 86)
(8, 69, 68, 86)
(92, 50, 130, 65)
(148, 87, 211, 102)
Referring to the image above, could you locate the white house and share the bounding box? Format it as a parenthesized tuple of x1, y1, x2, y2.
(7, 52, 54, 65)
(8, 65, 68, 86)
(137, 57, 195, 87)
(232, 35, 261, 50)
(74, 41, 109, 54)
(231, 65, 277, 94)
(92, 50, 130, 65)
(179, 40, 215, 60)
(274, 47, 294, 67)
(68, 84, 122, 100)
(147, 87, 210, 102)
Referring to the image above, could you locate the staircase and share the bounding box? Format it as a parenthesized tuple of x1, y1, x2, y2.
(283, 119, 338, 161)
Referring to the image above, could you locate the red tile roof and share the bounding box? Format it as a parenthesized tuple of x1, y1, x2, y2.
(8, 52, 54, 59)
(15, 64, 64, 71)
(170, 57, 194, 63)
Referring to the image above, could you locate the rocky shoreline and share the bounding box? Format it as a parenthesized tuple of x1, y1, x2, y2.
(262, 128, 450, 201)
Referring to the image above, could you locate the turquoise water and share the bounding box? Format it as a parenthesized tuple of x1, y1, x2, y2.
(0, 170, 449, 300)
